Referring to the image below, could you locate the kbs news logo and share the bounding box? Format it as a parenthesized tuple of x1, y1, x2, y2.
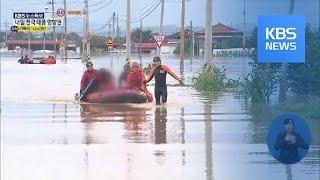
(258, 15, 305, 63)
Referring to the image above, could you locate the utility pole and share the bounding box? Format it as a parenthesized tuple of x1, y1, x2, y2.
(242, 0, 246, 77)
(159, 0, 164, 55)
(279, 0, 295, 102)
(43, 32, 46, 51)
(180, 0, 185, 71)
(51, 0, 56, 53)
(160, 0, 164, 35)
(190, 20, 194, 62)
(139, 20, 142, 64)
(108, 23, 111, 37)
(85, 0, 90, 58)
(63, 0, 68, 62)
(4, 21, 8, 41)
(112, 12, 116, 39)
(82, 5, 86, 62)
(116, 12, 119, 42)
(242, 0, 246, 50)
(204, 0, 212, 67)
(126, 0, 131, 60)
(28, 32, 31, 54)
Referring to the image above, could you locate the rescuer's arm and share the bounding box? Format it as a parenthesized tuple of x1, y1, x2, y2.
(144, 67, 155, 83)
(162, 65, 183, 84)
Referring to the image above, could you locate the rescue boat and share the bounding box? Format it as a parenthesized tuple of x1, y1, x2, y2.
(82, 88, 148, 104)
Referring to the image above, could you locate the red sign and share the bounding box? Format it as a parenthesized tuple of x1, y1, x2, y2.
(153, 35, 166, 48)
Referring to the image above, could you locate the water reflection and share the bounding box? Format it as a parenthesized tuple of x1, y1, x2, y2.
(155, 106, 167, 144)
(180, 108, 186, 166)
(204, 101, 213, 180)
(285, 165, 293, 180)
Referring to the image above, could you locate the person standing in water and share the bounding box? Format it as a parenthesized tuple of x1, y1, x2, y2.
(144, 56, 183, 105)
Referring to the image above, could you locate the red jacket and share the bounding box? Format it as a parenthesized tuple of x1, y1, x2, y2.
(127, 68, 146, 90)
(80, 69, 100, 91)
(126, 67, 153, 102)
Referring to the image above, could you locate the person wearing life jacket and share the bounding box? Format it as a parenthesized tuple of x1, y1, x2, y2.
(80, 61, 100, 100)
(97, 68, 116, 92)
(44, 56, 56, 64)
(126, 61, 153, 102)
(144, 56, 183, 105)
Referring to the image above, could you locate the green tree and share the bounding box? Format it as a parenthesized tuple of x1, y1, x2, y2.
(90, 35, 107, 49)
(287, 25, 320, 100)
(239, 26, 281, 104)
(131, 28, 152, 43)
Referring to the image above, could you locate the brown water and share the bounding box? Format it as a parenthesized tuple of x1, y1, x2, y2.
(1, 55, 319, 180)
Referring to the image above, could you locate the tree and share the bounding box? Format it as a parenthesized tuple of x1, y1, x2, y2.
(90, 35, 107, 49)
(131, 28, 152, 43)
(287, 25, 320, 100)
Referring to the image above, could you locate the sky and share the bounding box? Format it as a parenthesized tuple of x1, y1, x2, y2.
(1, 0, 319, 34)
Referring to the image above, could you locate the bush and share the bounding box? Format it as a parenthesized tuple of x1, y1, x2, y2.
(192, 66, 225, 92)
(238, 63, 279, 104)
(274, 97, 320, 120)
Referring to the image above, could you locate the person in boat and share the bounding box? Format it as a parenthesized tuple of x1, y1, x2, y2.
(44, 56, 55, 64)
(126, 61, 153, 102)
(119, 63, 131, 88)
(144, 56, 183, 105)
(80, 61, 100, 101)
(18, 56, 25, 64)
(18, 55, 29, 64)
(97, 68, 116, 92)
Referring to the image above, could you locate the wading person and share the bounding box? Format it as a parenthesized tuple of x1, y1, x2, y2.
(274, 118, 308, 164)
(144, 56, 183, 105)
(127, 61, 153, 102)
(79, 61, 100, 101)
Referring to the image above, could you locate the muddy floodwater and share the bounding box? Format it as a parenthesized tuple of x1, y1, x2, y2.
(1, 55, 319, 180)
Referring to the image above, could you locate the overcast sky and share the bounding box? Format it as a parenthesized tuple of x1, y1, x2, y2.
(1, 0, 319, 33)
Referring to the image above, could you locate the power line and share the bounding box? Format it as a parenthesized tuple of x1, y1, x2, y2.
(89, 0, 114, 13)
(118, 0, 161, 24)
(89, 0, 110, 7)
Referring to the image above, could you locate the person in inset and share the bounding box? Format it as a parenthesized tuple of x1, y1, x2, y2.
(144, 56, 183, 105)
(97, 68, 116, 92)
(80, 61, 100, 101)
(126, 61, 153, 102)
(274, 118, 309, 164)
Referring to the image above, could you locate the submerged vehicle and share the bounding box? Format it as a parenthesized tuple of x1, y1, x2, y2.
(77, 88, 148, 104)
(18, 56, 56, 64)
(18, 50, 56, 64)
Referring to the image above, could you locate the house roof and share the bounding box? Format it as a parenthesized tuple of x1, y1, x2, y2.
(135, 42, 167, 49)
(195, 23, 243, 37)
(5, 40, 60, 45)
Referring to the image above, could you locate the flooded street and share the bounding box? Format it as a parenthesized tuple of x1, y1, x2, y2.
(1, 55, 319, 180)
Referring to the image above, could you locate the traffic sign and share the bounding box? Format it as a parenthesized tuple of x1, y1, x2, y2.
(86, 32, 91, 41)
(68, 10, 82, 16)
(56, 8, 65, 17)
(153, 35, 167, 48)
(105, 39, 114, 47)
(11, 26, 18, 32)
